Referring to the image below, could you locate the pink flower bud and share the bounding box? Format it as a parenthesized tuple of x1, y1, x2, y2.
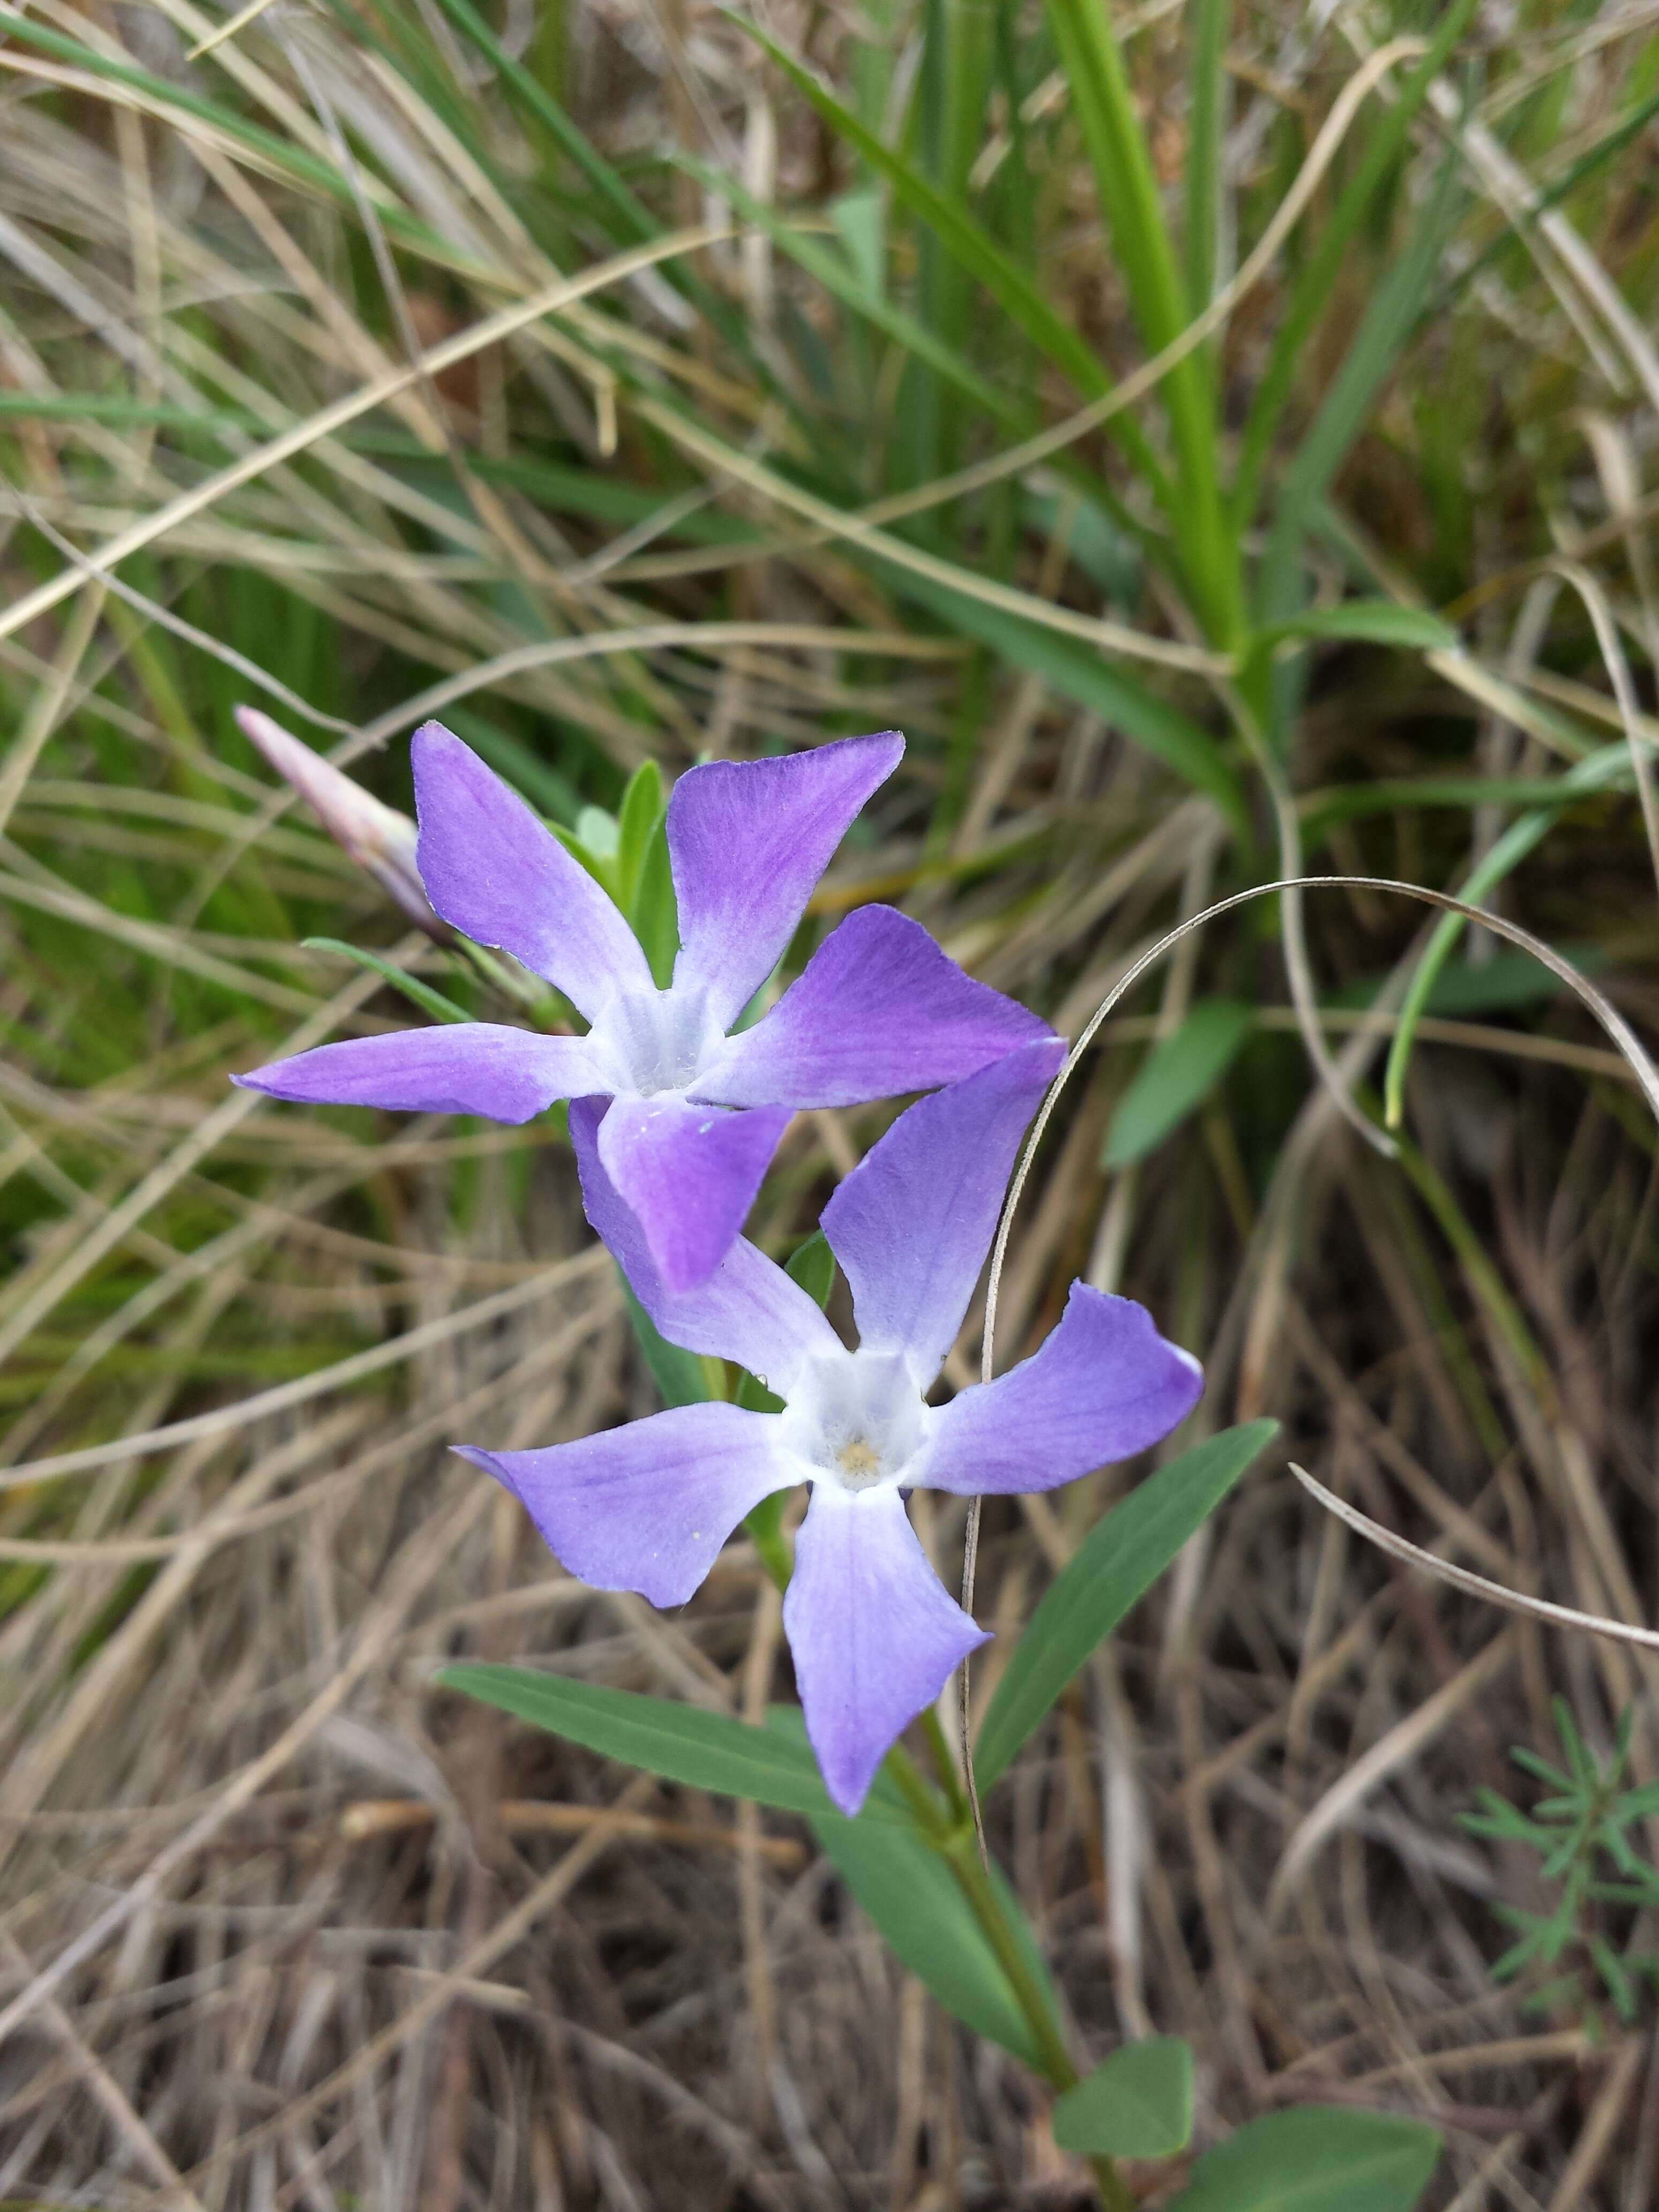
(236, 707, 450, 940)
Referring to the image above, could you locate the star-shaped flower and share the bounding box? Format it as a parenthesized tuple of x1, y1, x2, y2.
(236, 722, 1052, 1289)
(458, 1040, 1204, 1815)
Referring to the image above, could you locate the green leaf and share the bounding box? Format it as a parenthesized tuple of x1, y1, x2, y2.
(1166, 2107, 1440, 2212)
(1102, 998, 1254, 1168)
(620, 1276, 713, 1408)
(785, 1228, 836, 1306)
(630, 828, 679, 989)
(1254, 601, 1460, 657)
(440, 1666, 908, 1822)
(300, 938, 471, 1025)
(615, 760, 665, 909)
(1052, 2037, 1194, 2157)
(575, 805, 621, 864)
(976, 1422, 1277, 1788)
(764, 1714, 1055, 2066)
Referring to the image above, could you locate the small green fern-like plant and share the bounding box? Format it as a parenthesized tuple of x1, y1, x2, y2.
(1463, 1702, 1659, 2028)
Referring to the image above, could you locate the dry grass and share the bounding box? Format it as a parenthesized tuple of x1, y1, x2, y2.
(3, 0, 1659, 2204)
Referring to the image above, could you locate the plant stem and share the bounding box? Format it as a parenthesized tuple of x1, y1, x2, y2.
(888, 1742, 1134, 2211)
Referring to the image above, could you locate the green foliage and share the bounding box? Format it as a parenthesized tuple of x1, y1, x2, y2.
(758, 1707, 1059, 2069)
(975, 1422, 1279, 1788)
(1463, 1702, 1659, 2025)
(1166, 2107, 1440, 2211)
(437, 1665, 907, 1824)
(1103, 999, 1256, 1168)
(1052, 2037, 1194, 2157)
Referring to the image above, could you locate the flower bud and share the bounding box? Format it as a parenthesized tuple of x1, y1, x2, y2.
(236, 706, 451, 940)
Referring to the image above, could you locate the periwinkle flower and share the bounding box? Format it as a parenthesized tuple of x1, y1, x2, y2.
(458, 1040, 1204, 1815)
(236, 722, 1051, 1289)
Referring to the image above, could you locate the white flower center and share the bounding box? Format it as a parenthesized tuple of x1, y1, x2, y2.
(780, 1348, 927, 1494)
(592, 983, 722, 1098)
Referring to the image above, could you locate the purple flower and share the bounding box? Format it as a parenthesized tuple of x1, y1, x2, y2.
(236, 722, 1051, 1290)
(458, 1040, 1204, 1815)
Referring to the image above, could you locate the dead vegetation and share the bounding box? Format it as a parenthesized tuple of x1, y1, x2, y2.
(2, 0, 1659, 2204)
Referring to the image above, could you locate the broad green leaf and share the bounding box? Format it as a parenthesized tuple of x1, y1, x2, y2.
(764, 1713, 1055, 2066)
(976, 1422, 1277, 1788)
(1052, 2037, 1194, 2157)
(621, 1276, 712, 1409)
(300, 938, 471, 1025)
(1302, 771, 1630, 833)
(1166, 2106, 1440, 2212)
(1254, 602, 1459, 657)
(1102, 998, 1254, 1168)
(440, 1666, 908, 1822)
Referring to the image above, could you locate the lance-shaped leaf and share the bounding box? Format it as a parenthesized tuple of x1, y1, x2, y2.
(766, 1713, 1056, 2068)
(1103, 999, 1254, 1169)
(975, 1422, 1277, 1788)
(440, 1666, 909, 1822)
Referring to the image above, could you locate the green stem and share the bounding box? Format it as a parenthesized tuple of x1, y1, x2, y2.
(888, 1741, 1133, 2212)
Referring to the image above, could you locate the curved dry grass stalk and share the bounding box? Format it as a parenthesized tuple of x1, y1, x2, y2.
(1286, 1462, 1659, 1656)
(963, 873, 1659, 1840)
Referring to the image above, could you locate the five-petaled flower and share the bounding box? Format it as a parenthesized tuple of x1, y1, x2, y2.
(236, 722, 1052, 1290)
(457, 1040, 1204, 1816)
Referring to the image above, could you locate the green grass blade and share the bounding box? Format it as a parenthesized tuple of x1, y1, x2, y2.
(300, 938, 472, 1025)
(1045, 0, 1242, 645)
(731, 9, 1169, 499)
(1232, 0, 1479, 529)
(885, 568, 1251, 836)
(1381, 740, 1633, 1127)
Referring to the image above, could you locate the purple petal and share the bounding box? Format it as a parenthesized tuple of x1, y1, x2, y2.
(921, 1283, 1203, 1495)
(412, 723, 651, 1018)
(691, 905, 1056, 1109)
(821, 1038, 1065, 1386)
(668, 731, 903, 1029)
(596, 1093, 792, 1294)
(572, 1098, 841, 1391)
(233, 1026, 603, 1120)
(458, 1403, 788, 1607)
(783, 1484, 988, 1817)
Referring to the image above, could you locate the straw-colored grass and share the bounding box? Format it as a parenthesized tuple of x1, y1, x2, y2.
(3, 0, 1659, 2203)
